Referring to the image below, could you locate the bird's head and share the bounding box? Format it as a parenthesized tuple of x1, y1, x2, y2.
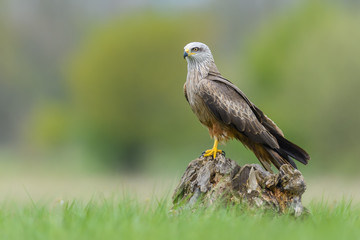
(183, 42, 214, 64)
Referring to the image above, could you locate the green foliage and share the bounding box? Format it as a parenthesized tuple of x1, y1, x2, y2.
(12, 3, 360, 173)
(0, 198, 358, 240)
(26, 104, 72, 150)
(246, 1, 335, 88)
(244, 2, 360, 169)
(68, 13, 212, 142)
(66, 13, 214, 166)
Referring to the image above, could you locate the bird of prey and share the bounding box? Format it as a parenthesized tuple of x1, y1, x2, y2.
(183, 42, 309, 172)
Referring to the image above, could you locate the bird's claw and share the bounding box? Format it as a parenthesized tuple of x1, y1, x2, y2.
(202, 148, 223, 159)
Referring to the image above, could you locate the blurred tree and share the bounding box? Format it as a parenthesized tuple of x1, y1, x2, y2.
(0, 0, 87, 147)
(27, 104, 71, 150)
(67, 13, 214, 170)
(244, 1, 360, 171)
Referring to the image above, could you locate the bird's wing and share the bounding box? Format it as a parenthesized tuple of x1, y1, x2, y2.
(207, 72, 284, 137)
(199, 77, 279, 149)
(184, 83, 189, 103)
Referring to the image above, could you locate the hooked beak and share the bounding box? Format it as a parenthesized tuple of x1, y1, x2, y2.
(183, 49, 189, 59)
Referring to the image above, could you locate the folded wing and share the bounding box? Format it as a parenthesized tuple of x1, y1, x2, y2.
(198, 78, 279, 149)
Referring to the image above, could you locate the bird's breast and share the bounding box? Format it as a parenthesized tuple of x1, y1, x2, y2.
(186, 79, 213, 127)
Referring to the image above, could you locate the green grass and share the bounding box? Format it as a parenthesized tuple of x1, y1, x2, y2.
(0, 197, 358, 240)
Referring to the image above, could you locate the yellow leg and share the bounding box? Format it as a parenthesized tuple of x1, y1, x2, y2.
(203, 138, 222, 159)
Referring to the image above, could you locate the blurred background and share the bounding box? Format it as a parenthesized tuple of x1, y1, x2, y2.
(1, 0, 360, 202)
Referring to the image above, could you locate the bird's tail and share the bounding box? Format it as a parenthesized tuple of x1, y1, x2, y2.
(265, 134, 310, 170)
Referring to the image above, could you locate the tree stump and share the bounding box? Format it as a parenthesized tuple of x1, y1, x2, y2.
(172, 154, 306, 216)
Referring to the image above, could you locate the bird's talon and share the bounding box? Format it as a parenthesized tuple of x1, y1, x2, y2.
(203, 149, 223, 159)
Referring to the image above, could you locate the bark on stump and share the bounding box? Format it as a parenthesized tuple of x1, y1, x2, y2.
(172, 154, 306, 216)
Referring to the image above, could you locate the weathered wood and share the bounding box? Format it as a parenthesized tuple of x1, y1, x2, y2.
(172, 154, 306, 216)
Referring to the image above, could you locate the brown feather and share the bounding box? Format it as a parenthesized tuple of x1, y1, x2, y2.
(183, 42, 310, 171)
(198, 79, 279, 149)
(183, 83, 189, 103)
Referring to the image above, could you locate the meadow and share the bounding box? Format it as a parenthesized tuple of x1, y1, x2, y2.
(0, 196, 358, 240)
(0, 156, 359, 240)
(1, 1, 360, 239)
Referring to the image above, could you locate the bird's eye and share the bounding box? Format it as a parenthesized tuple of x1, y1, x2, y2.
(192, 47, 199, 52)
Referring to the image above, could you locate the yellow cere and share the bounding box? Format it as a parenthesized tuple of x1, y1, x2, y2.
(185, 48, 195, 55)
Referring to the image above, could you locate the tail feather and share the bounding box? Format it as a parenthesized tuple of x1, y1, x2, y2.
(275, 134, 310, 165)
(264, 146, 297, 169)
(275, 147, 298, 168)
(235, 130, 310, 171)
(263, 124, 310, 166)
(263, 134, 309, 170)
